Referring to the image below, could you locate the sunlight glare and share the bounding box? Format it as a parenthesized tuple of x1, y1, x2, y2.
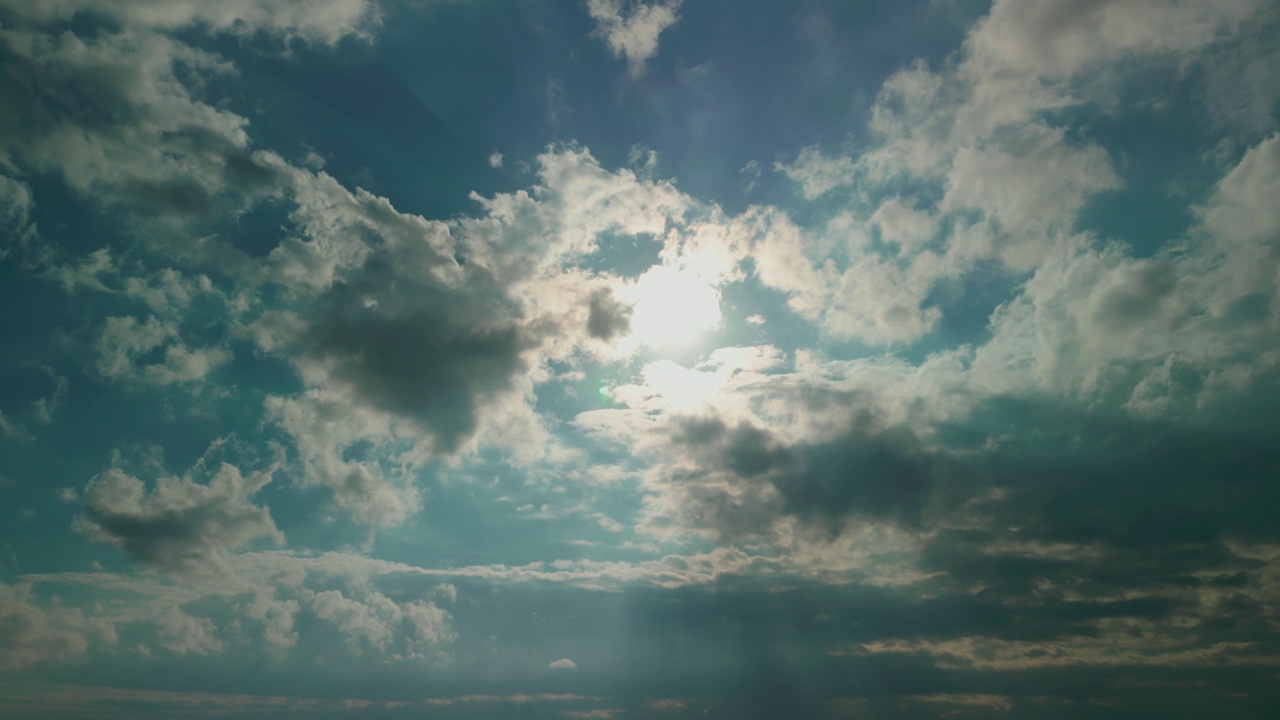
(624, 265, 721, 351)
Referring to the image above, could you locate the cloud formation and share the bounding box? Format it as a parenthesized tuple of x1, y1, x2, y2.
(586, 0, 682, 76)
(0, 0, 1278, 715)
(75, 451, 283, 574)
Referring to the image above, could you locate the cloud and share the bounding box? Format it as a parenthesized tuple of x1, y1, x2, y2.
(0, 26, 283, 222)
(586, 288, 633, 340)
(96, 315, 231, 385)
(772, 146, 860, 200)
(301, 283, 529, 454)
(967, 133, 1280, 404)
(242, 144, 714, 525)
(459, 145, 692, 281)
(75, 448, 284, 574)
(745, 208, 943, 344)
(586, 0, 682, 77)
(858, 635, 1280, 671)
(965, 0, 1262, 83)
(0, 0, 380, 46)
(869, 197, 938, 255)
(266, 390, 422, 527)
(2, 0, 1279, 708)
(1198, 132, 1280, 247)
(548, 657, 577, 669)
(0, 411, 32, 443)
(16, 550, 463, 667)
(306, 588, 455, 661)
(155, 607, 224, 655)
(940, 123, 1120, 268)
(0, 175, 35, 259)
(242, 592, 300, 649)
(0, 582, 116, 669)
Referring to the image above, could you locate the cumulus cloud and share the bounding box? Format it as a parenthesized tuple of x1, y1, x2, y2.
(243, 143, 718, 524)
(3, 0, 1279, 705)
(1198, 132, 1280, 247)
(96, 315, 231, 386)
(586, 0, 682, 76)
(75, 452, 283, 574)
(0, 26, 284, 221)
(0, 582, 116, 669)
(967, 133, 1280, 405)
(242, 592, 300, 649)
(155, 607, 224, 655)
(305, 587, 455, 661)
(940, 123, 1120, 268)
(869, 197, 938, 255)
(746, 208, 943, 344)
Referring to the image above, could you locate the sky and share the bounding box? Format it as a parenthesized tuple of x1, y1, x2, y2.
(1, 0, 1279, 718)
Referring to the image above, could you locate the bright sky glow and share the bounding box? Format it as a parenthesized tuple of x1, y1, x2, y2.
(622, 265, 722, 351)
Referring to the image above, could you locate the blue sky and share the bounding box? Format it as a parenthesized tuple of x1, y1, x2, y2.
(2, 1, 1280, 717)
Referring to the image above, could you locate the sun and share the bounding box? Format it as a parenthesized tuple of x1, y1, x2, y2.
(621, 265, 722, 351)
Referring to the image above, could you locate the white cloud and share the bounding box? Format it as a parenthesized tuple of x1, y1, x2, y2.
(488, 150, 504, 168)
(306, 587, 455, 661)
(870, 197, 938, 255)
(965, 0, 1262, 84)
(585, 0, 682, 77)
(745, 208, 944, 345)
(969, 133, 1280, 405)
(16, 550, 466, 666)
(461, 145, 691, 281)
(548, 657, 577, 669)
(771, 0, 1270, 294)
(266, 389, 421, 528)
(1198, 132, 1280, 247)
(941, 123, 1120, 270)
(574, 344, 973, 548)
(772, 146, 860, 200)
(95, 316, 230, 386)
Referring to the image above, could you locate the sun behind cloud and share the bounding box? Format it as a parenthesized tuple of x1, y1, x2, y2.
(620, 264, 722, 352)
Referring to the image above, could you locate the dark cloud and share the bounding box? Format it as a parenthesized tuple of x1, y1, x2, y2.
(683, 389, 1280, 551)
(586, 288, 631, 340)
(300, 234, 535, 454)
(667, 411, 951, 539)
(652, 388, 1280, 677)
(949, 396, 1280, 547)
(305, 299, 529, 453)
